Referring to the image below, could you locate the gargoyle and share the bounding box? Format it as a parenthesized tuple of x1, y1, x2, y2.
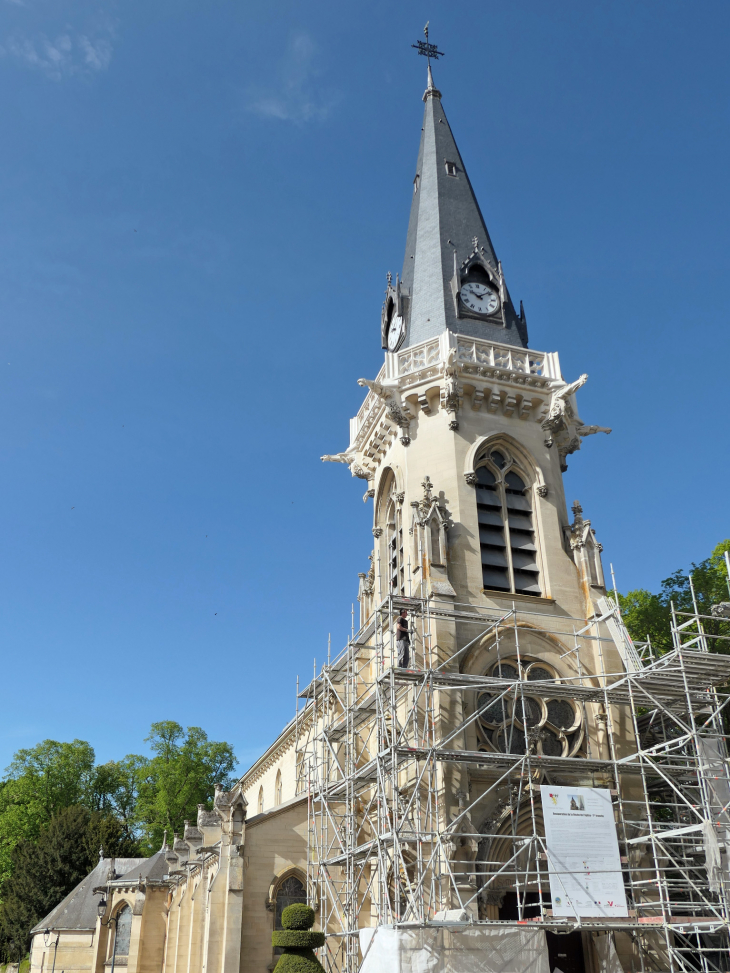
(541, 373, 588, 434)
(540, 374, 611, 471)
(577, 424, 612, 437)
(357, 376, 412, 441)
(320, 449, 373, 483)
(320, 449, 358, 465)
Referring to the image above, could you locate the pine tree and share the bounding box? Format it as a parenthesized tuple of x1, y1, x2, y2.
(0, 806, 138, 961)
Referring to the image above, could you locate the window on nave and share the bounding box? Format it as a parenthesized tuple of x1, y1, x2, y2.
(475, 448, 541, 596)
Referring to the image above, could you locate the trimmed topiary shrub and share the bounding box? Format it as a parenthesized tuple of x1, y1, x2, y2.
(271, 931, 325, 949)
(282, 904, 316, 930)
(272, 904, 325, 973)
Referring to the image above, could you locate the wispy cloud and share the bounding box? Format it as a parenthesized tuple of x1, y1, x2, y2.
(246, 31, 339, 124)
(0, 11, 116, 79)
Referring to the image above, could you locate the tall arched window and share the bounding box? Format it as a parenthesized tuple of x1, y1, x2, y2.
(274, 876, 307, 955)
(113, 905, 132, 958)
(385, 480, 405, 595)
(275, 769, 282, 806)
(258, 786, 264, 815)
(475, 448, 540, 596)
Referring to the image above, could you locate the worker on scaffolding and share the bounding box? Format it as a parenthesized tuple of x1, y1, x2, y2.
(396, 608, 410, 669)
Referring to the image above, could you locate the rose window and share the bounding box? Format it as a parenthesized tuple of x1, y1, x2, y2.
(477, 658, 584, 758)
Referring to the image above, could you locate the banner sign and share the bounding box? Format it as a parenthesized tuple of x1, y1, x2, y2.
(540, 785, 628, 918)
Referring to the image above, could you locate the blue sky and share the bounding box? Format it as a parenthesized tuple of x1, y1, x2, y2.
(0, 0, 728, 776)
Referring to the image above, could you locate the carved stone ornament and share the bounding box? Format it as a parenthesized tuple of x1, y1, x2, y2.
(441, 347, 461, 424)
(464, 472, 478, 486)
(568, 500, 590, 551)
(711, 602, 730, 619)
(357, 376, 412, 431)
(540, 374, 611, 471)
(372, 527, 383, 538)
(197, 803, 220, 829)
(395, 491, 405, 504)
(536, 485, 548, 498)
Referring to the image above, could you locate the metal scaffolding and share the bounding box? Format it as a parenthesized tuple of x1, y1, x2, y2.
(295, 592, 730, 973)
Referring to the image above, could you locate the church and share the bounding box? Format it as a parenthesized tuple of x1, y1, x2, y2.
(27, 53, 730, 973)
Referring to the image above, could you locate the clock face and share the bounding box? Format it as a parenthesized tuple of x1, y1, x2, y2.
(387, 314, 405, 351)
(461, 281, 499, 315)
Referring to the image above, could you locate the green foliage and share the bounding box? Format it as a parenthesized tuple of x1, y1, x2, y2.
(272, 931, 325, 949)
(0, 740, 97, 889)
(282, 904, 316, 930)
(0, 958, 30, 973)
(619, 540, 730, 656)
(0, 805, 139, 961)
(133, 722, 236, 854)
(618, 588, 673, 655)
(0, 721, 236, 956)
(273, 903, 324, 973)
(273, 951, 325, 973)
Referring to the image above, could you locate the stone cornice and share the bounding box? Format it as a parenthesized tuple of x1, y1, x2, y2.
(347, 333, 560, 474)
(246, 795, 307, 827)
(238, 707, 314, 790)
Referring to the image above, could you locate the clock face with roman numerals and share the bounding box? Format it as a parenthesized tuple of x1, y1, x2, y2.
(461, 281, 499, 315)
(387, 314, 405, 351)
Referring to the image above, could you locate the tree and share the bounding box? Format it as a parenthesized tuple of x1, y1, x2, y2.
(90, 755, 147, 834)
(0, 805, 139, 961)
(620, 540, 730, 655)
(134, 722, 236, 853)
(0, 740, 97, 888)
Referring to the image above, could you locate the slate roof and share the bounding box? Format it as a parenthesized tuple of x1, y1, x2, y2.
(400, 66, 528, 350)
(30, 858, 146, 934)
(115, 851, 169, 884)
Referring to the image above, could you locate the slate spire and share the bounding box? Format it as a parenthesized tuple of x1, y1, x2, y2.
(399, 66, 528, 350)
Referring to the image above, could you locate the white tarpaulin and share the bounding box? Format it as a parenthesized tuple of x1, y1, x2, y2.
(358, 925, 549, 973)
(696, 736, 730, 891)
(696, 736, 730, 822)
(593, 933, 624, 973)
(540, 785, 628, 918)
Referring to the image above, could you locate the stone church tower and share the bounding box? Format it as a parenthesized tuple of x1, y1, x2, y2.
(338, 62, 611, 622)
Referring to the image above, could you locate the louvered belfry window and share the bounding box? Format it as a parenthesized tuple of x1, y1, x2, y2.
(475, 449, 540, 596)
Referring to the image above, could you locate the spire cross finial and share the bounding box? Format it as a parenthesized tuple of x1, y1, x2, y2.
(387, 271, 392, 286)
(472, 236, 479, 251)
(411, 22, 445, 66)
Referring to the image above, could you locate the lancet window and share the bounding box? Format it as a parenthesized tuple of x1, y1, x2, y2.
(257, 786, 264, 815)
(476, 657, 584, 758)
(386, 482, 405, 595)
(113, 906, 132, 957)
(274, 876, 307, 955)
(275, 769, 282, 806)
(475, 447, 540, 596)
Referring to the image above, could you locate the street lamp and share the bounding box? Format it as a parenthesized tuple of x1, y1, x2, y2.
(96, 897, 120, 973)
(43, 929, 60, 973)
